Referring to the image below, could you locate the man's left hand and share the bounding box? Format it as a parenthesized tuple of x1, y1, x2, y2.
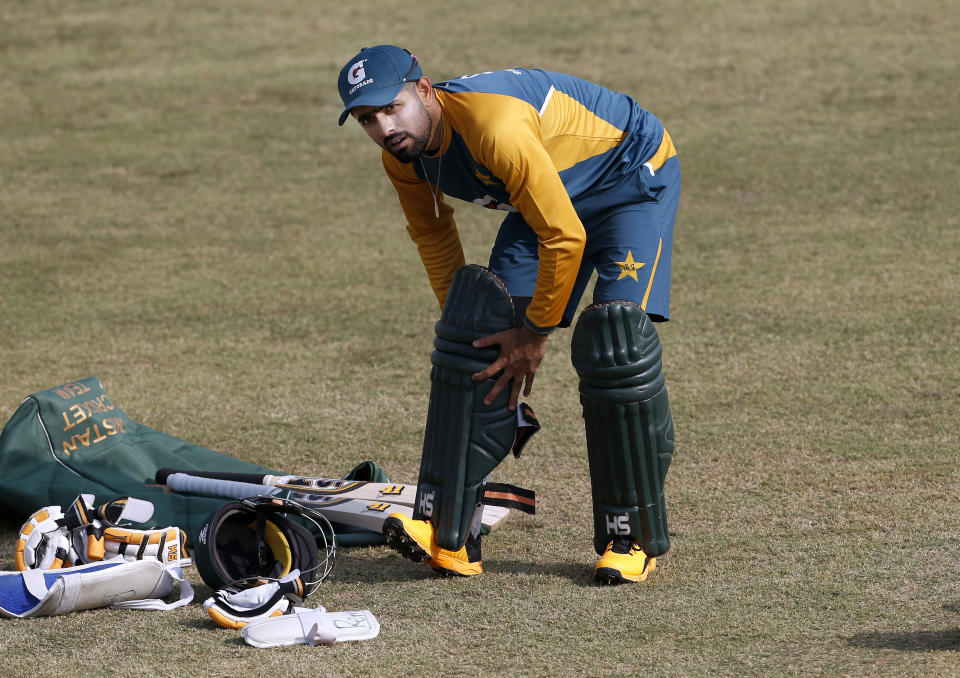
(472, 327, 548, 409)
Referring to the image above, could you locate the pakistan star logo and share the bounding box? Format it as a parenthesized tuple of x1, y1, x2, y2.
(614, 250, 645, 281)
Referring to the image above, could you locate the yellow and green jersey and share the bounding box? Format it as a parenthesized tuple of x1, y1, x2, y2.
(382, 68, 676, 332)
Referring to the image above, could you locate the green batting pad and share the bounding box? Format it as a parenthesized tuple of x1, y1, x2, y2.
(415, 265, 519, 551)
(571, 302, 674, 557)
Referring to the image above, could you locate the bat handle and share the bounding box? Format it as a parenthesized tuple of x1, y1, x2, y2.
(155, 468, 268, 485)
(166, 473, 280, 499)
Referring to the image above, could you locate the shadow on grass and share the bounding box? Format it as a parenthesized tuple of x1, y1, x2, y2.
(489, 558, 597, 586)
(333, 550, 594, 586)
(178, 616, 217, 631)
(847, 629, 960, 652)
(177, 616, 248, 646)
(332, 553, 446, 583)
(333, 552, 597, 585)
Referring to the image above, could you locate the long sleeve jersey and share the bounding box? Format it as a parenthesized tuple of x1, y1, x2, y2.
(382, 68, 676, 333)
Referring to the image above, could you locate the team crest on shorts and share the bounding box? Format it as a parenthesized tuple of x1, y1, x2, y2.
(614, 251, 645, 281)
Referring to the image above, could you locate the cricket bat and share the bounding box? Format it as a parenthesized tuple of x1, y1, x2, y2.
(159, 471, 512, 533)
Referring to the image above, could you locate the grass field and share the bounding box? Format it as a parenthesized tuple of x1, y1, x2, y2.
(1, 0, 958, 675)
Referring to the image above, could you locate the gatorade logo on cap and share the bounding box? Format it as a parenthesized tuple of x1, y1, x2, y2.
(347, 60, 366, 85)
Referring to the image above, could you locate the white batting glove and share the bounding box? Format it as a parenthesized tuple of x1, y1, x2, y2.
(99, 526, 192, 567)
(15, 506, 78, 570)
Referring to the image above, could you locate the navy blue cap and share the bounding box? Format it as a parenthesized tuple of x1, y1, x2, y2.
(337, 45, 422, 125)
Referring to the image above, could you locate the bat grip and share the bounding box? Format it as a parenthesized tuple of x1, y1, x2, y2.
(155, 468, 269, 485)
(166, 473, 280, 499)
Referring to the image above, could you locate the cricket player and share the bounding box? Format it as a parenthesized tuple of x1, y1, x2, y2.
(337, 45, 680, 584)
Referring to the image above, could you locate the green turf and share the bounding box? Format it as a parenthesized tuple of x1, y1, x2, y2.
(1, 0, 959, 675)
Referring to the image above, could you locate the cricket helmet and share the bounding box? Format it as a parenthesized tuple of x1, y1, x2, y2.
(193, 497, 335, 596)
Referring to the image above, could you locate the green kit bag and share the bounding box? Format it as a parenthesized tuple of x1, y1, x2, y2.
(0, 378, 391, 549)
(0, 377, 278, 544)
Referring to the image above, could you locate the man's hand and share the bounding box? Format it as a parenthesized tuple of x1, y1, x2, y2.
(472, 326, 549, 409)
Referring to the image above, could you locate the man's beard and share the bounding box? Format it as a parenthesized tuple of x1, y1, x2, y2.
(384, 103, 434, 163)
(385, 131, 429, 163)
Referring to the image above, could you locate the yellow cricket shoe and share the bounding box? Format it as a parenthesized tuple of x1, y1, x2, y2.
(594, 537, 656, 585)
(427, 530, 483, 577)
(382, 513, 483, 577)
(382, 513, 433, 563)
